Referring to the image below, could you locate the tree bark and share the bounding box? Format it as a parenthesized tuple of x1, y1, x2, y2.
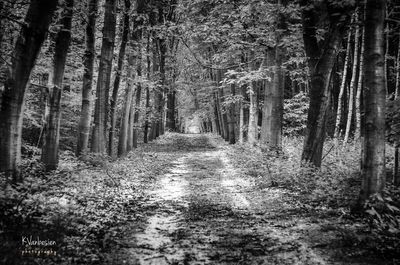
(117, 53, 134, 157)
(41, 0, 74, 170)
(344, 11, 360, 143)
(91, 0, 117, 153)
(334, 23, 352, 138)
(108, 0, 130, 156)
(144, 33, 151, 143)
(359, 0, 386, 202)
(301, 3, 350, 167)
(394, 29, 400, 186)
(355, 26, 365, 140)
(127, 88, 135, 152)
(248, 81, 258, 145)
(76, 0, 99, 156)
(227, 84, 236, 144)
(132, 45, 142, 148)
(0, 0, 57, 182)
(238, 86, 245, 144)
(261, 28, 284, 150)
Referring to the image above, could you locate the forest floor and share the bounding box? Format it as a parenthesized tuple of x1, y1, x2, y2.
(1, 133, 398, 265)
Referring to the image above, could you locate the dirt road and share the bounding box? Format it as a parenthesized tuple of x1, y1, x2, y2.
(105, 134, 340, 265)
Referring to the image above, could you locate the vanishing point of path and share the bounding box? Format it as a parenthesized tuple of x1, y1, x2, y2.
(105, 134, 373, 265)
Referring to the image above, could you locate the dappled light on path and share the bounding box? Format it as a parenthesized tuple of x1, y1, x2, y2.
(107, 134, 340, 265)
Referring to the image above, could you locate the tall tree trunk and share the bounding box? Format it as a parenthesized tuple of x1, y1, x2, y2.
(0, 0, 57, 182)
(215, 88, 225, 138)
(77, 0, 99, 156)
(158, 36, 167, 136)
(262, 19, 284, 150)
(248, 81, 258, 145)
(132, 44, 142, 148)
(344, 11, 360, 143)
(41, 0, 74, 170)
(238, 86, 245, 144)
(395, 28, 400, 99)
(384, 10, 389, 95)
(213, 69, 225, 138)
(393, 29, 400, 186)
(219, 86, 229, 141)
(151, 36, 160, 140)
(212, 93, 221, 135)
(144, 33, 151, 143)
(108, 0, 130, 156)
(166, 90, 176, 131)
(91, 0, 117, 153)
(334, 23, 352, 138)
(359, 0, 386, 202)
(355, 26, 365, 140)
(301, 3, 350, 167)
(127, 89, 135, 152)
(117, 53, 134, 157)
(227, 84, 236, 144)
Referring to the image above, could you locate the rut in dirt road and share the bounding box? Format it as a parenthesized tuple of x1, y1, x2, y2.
(110, 134, 328, 265)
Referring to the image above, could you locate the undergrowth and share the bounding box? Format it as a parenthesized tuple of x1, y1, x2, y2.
(0, 137, 175, 265)
(226, 137, 400, 261)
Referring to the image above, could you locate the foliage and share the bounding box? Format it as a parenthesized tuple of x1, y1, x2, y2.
(363, 187, 400, 257)
(386, 99, 400, 146)
(283, 92, 309, 136)
(0, 136, 175, 264)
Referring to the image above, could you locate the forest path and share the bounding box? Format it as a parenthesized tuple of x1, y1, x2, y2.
(107, 133, 331, 265)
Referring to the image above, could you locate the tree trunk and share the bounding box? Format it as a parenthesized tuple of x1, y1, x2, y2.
(213, 69, 225, 139)
(334, 23, 352, 138)
(0, 0, 57, 182)
(262, 35, 284, 150)
(91, 0, 117, 153)
(144, 33, 151, 143)
(344, 11, 360, 143)
(393, 29, 400, 186)
(166, 90, 176, 131)
(355, 26, 365, 140)
(384, 11, 389, 95)
(117, 53, 134, 157)
(395, 28, 400, 99)
(359, 0, 386, 202)
(238, 100, 244, 143)
(219, 85, 229, 141)
(227, 84, 236, 144)
(127, 89, 135, 152)
(41, 0, 74, 170)
(248, 81, 258, 145)
(158, 8, 167, 137)
(132, 46, 142, 148)
(301, 4, 349, 167)
(76, 0, 99, 156)
(108, 0, 130, 156)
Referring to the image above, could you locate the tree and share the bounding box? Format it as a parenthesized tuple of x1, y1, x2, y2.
(0, 0, 58, 182)
(301, 1, 352, 167)
(355, 26, 365, 140)
(359, 0, 386, 202)
(108, 0, 131, 156)
(118, 52, 135, 157)
(41, 0, 74, 170)
(76, 0, 99, 156)
(334, 21, 352, 138)
(91, 0, 117, 153)
(261, 0, 286, 150)
(344, 10, 361, 143)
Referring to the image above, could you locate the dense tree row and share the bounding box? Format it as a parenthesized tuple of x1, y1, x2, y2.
(0, 0, 398, 204)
